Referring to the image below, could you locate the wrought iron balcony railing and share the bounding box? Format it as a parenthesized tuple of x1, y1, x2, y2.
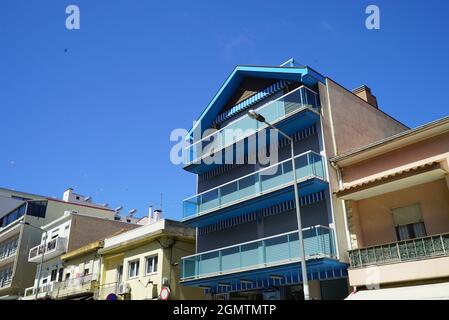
(349, 232, 449, 268)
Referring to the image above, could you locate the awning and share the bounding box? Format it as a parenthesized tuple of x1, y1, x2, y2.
(337, 161, 447, 200)
(346, 282, 449, 300)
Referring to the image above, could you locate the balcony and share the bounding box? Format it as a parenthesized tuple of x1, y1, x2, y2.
(0, 244, 18, 268)
(184, 85, 320, 174)
(95, 282, 120, 300)
(0, 277, 12, 289)
(23, 282, 54, 300)
(52, 274, 99, 299)
(182, 151, 327, 226)
(348, 232, 449, 287)
(28, 237, 68, 263)
(181, 225, 336, 281)
(349, 232, 449, 268)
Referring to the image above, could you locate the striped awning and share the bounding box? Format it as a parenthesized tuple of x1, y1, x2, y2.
(198, 191, 326, 235)
(213, 80, 291, 125)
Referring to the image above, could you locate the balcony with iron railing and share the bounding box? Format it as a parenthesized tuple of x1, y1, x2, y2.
(184, 85, 320, 174)
(52, 273, 99, 299)
(28, 236, 68, 263)
(182, 151, 327, 226)
(181, 225, 336, 281)
(349, 232, 449, 269)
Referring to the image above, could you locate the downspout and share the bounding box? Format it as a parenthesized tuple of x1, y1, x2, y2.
(330, 161, 353, 251)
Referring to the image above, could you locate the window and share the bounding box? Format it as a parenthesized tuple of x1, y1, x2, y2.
(128, 260, 140, 278)
(84, 268, 89, 276)
(50, 269, 58, 282)
(27, 201, 47, 218)
(145, 255, 158, 275)
(58, 269, 64, 282)
(65, 273, 71, 280)
(392, 203, 427, 241)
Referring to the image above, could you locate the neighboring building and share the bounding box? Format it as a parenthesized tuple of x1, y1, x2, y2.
(0, 188, 47, 300)
(331, 116, 449, 299)
(180, 61, 408, 299)
(22, 212, 138, 300)
(0, 187, 116, 300)
(96, 217, 204, 300)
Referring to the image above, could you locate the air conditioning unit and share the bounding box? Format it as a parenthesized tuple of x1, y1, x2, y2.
(117, 282, 131, 295)
(262, 290, 280, 300)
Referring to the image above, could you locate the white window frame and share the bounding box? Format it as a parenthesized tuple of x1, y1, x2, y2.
(145, 255, 158, 275)
(128, 259, 140, 279)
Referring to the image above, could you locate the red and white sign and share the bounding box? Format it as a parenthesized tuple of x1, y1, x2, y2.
(160, 287, 171, 300)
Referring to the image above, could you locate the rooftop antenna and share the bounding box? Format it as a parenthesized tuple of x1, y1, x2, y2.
(160, 193, 163, 212)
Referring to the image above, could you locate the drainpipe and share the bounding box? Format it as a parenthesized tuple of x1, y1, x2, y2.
(330, 161, 353, 251)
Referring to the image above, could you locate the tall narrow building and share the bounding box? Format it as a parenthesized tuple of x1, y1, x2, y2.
(179, 62, 408, 300)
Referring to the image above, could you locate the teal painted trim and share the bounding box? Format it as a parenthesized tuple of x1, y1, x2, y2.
(186, 65, 325, 140)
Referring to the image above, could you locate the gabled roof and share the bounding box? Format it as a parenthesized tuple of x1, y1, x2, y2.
(187, 65, 325, 139)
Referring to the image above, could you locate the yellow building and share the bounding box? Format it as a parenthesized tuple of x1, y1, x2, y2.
(96, 218, 205, 300)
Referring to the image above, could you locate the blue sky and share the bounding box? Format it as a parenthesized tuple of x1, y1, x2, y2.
(1, 1, 448, 220)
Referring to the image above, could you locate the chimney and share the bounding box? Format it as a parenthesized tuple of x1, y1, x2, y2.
(352, 85, 378, 108)
(148, 206, 153, 224)
(154, 209, 162, 222)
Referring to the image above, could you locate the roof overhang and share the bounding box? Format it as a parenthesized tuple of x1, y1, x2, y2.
(337, 162, 447, 200)
(187, 65, 325, 140)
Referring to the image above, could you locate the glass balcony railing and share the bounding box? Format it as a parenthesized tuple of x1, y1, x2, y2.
(349, 232, 449, 268)
(184, 85, 319, 165)
(181, 225, 336, 280)
(182, 151, 325, 220)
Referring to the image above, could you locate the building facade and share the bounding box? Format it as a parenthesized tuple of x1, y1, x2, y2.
(97, 218, 204, 300)
(0, 187, 125, 299)
(180, 62, 408, 299)
(22, 212, 138, 299)
(331, 116, 449, 299)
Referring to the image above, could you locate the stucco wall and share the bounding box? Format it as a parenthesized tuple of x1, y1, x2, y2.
(101, 238, 204, 300)
(68, 215, 138, 252)
(341, 133, 449, 185)
(352, 179, 449, 247)
(321, 79, 408, 158)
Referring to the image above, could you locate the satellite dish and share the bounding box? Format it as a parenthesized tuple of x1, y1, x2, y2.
(128, 209, 137, 216)
(115, 206, 123, 212)
(84, 196, 92, 201)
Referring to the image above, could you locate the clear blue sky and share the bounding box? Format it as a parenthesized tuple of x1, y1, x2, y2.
(1, 1, 448, 220)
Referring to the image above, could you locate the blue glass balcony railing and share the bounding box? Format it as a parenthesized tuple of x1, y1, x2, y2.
(182, 151, 325, 220)
(181, 225, 336, 280)
(184, 85, 319, 165)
